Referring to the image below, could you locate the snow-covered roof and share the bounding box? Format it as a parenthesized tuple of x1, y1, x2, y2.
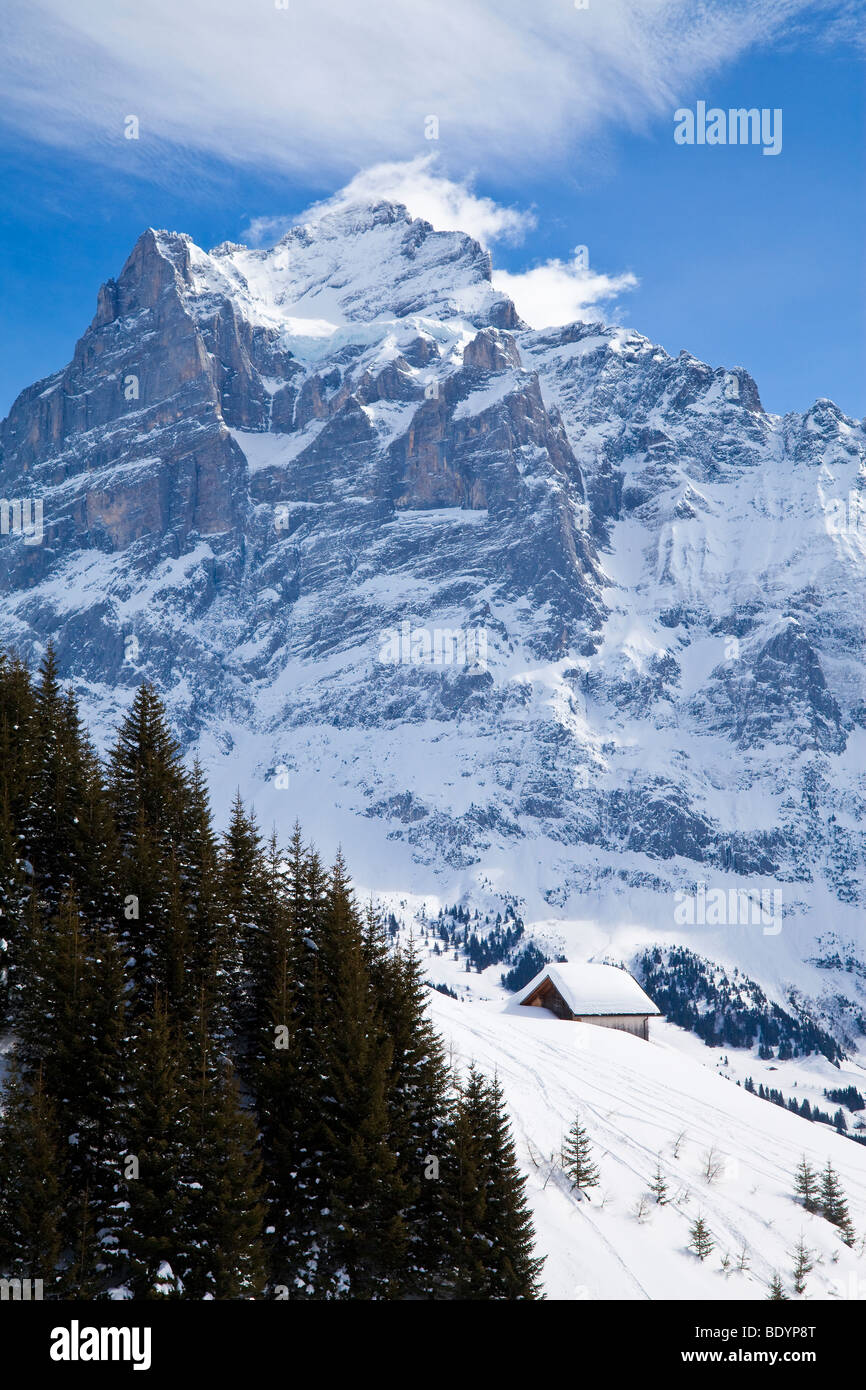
(515, 963, 660, 1017)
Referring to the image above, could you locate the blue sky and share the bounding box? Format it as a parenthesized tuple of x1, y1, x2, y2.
(1, 0, 863, 420)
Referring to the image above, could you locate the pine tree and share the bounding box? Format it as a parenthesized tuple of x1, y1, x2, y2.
(383, 939, 453, 1295)
(312, 854, 407, 1297)
(689, 1215, 715, 1261)
(790, 1233, 814, 1295)
(445, 1067, 489, 1298)
(562, 1111, 600, 1192)
(15, 888, 127, 1241)
(189, 1062, 267, 1299)
(445, 1068, 543, 1299)
(109, 684, 193, 1017)
(794, 1155, 819, 1213)
(473, 1073, 543, 1298)
(767, 1271, 788, 1300)
(252, 833, 310, 1291)
(649, 1158, 670, 1205)
(0, 652, 35, 1020)
(183, 760, 223, 1024)
(819, 1161, 855, 1245)
(0, 784, 27, 1023)
(219, 791, 263, 1050)
(183, 998, 267, 1300)
(0, 1063, 63, 1289)
(110, 1000, 190, 1298)
(26, 649, 78, 901)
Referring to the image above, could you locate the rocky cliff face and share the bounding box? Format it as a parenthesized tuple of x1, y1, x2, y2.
(1, 199, 865, 1037)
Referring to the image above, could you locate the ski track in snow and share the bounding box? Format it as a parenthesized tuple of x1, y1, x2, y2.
(430, 992, 866, 1300)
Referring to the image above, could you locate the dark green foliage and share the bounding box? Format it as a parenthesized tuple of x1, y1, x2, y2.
(825, 1084, 865, 1111)
(111, 1000, 191, 1298)
(819, 1161, 856, 1244)
(433, 901, 526, 976)
(0, 665, 545, 1300)
(637, 945, 842, 1061)
(501, 942, 548, 992)
(446, 1067, 544, 1299)
(0, 1064, 63, 1288)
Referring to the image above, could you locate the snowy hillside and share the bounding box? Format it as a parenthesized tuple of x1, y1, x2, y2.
(429, 991, 866, 1300)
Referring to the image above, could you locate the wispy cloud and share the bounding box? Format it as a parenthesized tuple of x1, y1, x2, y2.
(1, 0, 858, 180)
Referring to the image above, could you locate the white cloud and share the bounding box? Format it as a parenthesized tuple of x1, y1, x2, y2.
(288, 159, 535, 248)
(1, 0, 855, 180)
(244, 158, 636, 332)
(493, 260, 639, 330)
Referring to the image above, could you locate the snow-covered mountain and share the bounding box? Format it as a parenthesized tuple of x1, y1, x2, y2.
(2, 197, 866, 1049)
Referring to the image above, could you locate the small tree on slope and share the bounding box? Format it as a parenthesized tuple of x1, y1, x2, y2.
(649, 1158, 670, 1205)
(794, 1156, 819, 1213)
(688, 1215, 714, 1261)
(562, 1112, 600, 1194)
(767, 1272, 788, 1300)
(790, 1233, 814, 1296)
(820, 1161, 855, 1246)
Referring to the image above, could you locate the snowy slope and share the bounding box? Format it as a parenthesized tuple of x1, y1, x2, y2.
(429, 991, 866, 1301)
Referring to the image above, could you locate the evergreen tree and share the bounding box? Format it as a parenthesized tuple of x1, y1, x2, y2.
(109, 684, 193, 1016)
(62, 1183, 105, 1300)
(819, 1161, 855, 1245)
(16, 888, 126, 1241)
(219, 792, 263, 1049)
(184, 998, 267, 1300)
(767, 1271, 788, 1300)
(0, 786, 27, 1023)
(189, 1062, 267, 1299)
(790, 1233, 814, 1295)
(253, 834, 309, 1291)
(688, 1215, 715, 1261)
(649, 1158, 670, 1205)
(367, 923, 454, 1297)
(313, 854, 406, 1297)
(0, 1063, 63, 1290)
(0, 649, 560, 1301)
(794, 1156, 819, 1213)
(447, 1068, 544, 1299)
(110, 1000, 190, 1298)
(446, 1067, 490, 1298)
(562, 1111, 600, 1192)
(183, 760, 223, 1024)
(25, 649, 80, 901)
